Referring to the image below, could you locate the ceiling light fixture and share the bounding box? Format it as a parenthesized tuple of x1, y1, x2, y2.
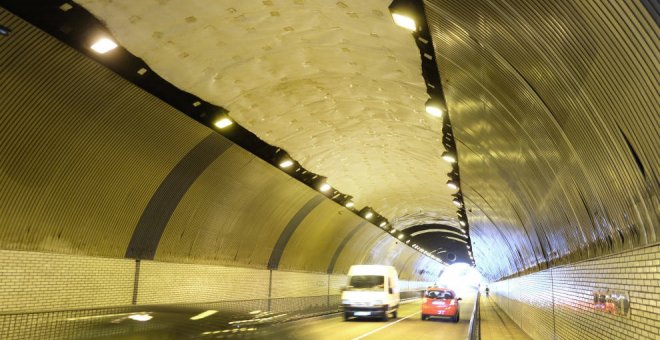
(319, 183, 331, 192)
(379, 221, 387, 227)
(452, 198, 462, 207)
(390, 13, 416, 31)
(425, 98, 444, 117)
(447, 236, 468, 244)
(388, 0, 418, 31)
(365, 212, 373, 219)
(441, 150, 457, 163)
(345, 201, 354, 208)
(279, 159, 294, 168)
(213, 117, 233, 129)
(459, 220, 466, 227)
(91, 37, 118, 54)
(446, 179, 459, 190)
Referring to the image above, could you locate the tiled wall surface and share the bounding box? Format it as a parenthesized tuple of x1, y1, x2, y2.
(0, 250, 134, 313)
(137, 260, 270, 304)
(0, 249, 431, 313)
(0, 249, 433, 338)
(491, 244, 660, 340)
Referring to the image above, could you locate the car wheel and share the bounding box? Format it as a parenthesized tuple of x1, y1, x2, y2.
(453, 312, 459, 323)
(421, 314, 427, 321)
(343, 312, 350, 321)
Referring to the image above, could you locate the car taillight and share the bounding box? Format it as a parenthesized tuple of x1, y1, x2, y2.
(450, 299, 456, 305)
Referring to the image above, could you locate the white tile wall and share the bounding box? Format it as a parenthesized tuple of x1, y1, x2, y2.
(491, 244, 660, 340)
(0, 250, 134, 313)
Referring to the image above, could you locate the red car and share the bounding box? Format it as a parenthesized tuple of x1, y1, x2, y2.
(421, 288, 461, 322)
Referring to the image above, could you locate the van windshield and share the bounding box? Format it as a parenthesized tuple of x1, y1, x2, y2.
(348, 275, 385, 290)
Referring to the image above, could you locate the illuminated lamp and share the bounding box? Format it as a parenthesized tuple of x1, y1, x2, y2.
(319, 183, 331, 192)
(425, 98, 444, 117)
(388, 0, 418, 31)
(91, 37, 117, 53)
(441, 150, 457, 163)
(446, 179, 459, 190)
(279, 159, 294, 168)
(213, 117, 233, 129)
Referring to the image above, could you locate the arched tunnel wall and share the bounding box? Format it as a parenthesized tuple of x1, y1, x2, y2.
(0, 8, 441, 316)
(426, 0, 659, 280)
(421, 0, 659, 337)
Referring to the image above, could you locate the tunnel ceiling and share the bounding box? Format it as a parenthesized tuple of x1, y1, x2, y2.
(8, 0, 655, 280)
(74, 0, 461, 233)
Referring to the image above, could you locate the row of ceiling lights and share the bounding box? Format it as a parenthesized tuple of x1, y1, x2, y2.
(85, 29, 403, 239)
(388, 0, 474, 265)
(35, 1, 465, 264)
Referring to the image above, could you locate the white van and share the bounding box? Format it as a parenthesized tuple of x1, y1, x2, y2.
(341, 265, 400, 321)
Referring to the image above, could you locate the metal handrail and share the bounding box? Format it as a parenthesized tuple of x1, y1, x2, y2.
(467, 291, 481, 340)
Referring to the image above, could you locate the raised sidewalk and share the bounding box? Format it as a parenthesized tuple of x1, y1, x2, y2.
(480, 295, 531, 340)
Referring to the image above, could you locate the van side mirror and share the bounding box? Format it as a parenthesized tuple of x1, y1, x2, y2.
(457, 297, 462, 301)
(388, 288, 393, 294)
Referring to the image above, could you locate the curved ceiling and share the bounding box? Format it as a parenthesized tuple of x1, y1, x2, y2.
(69, 0, 659, 281)
(76, 0, 460, 232)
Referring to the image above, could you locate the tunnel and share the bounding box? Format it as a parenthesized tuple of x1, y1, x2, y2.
(0, 0, 657, 339)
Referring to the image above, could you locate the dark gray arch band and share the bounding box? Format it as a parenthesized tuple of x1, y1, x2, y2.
(125, 133, 232, 259)
(327, 221, 368, 274)
(267, 195, 325, 270)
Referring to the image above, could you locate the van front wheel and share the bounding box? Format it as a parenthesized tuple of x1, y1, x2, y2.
(392, 310, 397, 319)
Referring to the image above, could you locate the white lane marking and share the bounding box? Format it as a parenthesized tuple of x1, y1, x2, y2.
(351, 311, 420, 340)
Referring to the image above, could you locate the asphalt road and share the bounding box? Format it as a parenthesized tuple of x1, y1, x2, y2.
(284, 292, 476, 340)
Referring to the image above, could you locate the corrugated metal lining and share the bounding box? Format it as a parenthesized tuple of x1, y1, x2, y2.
(154, 146, 318, 267)
(425, 0, 659, 279)
(327, 221, 368, 274)
(126, 133, 232, 260)
(0, 8, 210, 257)
(278, 200, 362, 273)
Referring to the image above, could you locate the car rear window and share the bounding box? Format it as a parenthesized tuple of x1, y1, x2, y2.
(425, 290, 454, 299)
